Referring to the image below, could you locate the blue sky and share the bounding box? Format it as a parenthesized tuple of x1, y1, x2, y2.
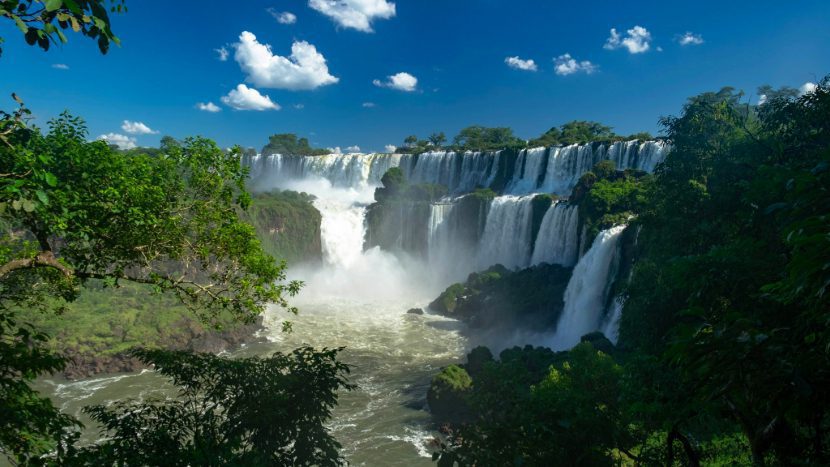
(1, 0, 828, 152)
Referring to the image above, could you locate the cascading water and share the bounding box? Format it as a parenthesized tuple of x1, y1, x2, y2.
(506, 147, 548, 194)
(248, 140, 668, 196)
(600, 297, 624, 345)
(476, 195, 536, 270)
(551, 225, 627, 351)
(530, 201, 580, 267)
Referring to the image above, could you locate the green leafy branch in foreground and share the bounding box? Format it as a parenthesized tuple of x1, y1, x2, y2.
(0, 0, 125, 57)
(63, 347, 354, 466)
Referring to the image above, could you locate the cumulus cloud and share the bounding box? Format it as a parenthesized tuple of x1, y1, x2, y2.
(221, 84, 280, 111)
(98, 133, 137, 150)
(362, 102, 376, 108)
(233, 31, 338, 91)
(800, 82, 818, 95)
(197, 102, 221, 112)
(553, 53, 597, 76)
(328, 146, 342, 154)
(757, 94, 768, 106)
(215, 46, 229, 61)
(677, 32, 704, 46)
(52, 63, 69, 70)
(268, 8, 297, 24)
(504, 56, 538, 71)
(345, 145, 361, 153)
(384, 144, 397, 153)
(373, 72, 417, 92)
(309, 0, 395, 32)
(604, 25, 652, 54)
(121, 120, 158, 135)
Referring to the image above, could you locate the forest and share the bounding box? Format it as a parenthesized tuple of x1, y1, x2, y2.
(2, 1, 829, 466)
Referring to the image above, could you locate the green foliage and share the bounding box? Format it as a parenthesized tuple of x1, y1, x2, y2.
(262, 133, 328, 156)
(619, 79, 830, 464)
(435, 342, 631, 466)
(0, 0, 125, 58)
(570, 161, 650, 240)
(240, 190, 322, 265)
(64, 346, 354, 466)
(452, 125, 525, 151)
(0, 112, 305, 463)
(530, 120, 619, 147)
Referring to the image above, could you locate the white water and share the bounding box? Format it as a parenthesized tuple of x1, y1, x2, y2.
(476, 195, 536, 270)
(506, 147, 547, 194)
(249, 140, 669, 196)
(551, 225, 627, 350)
(530, 201, 580, 267)
(600, 297, 624, 345)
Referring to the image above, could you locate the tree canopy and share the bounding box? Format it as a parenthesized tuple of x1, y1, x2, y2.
(0, 0, 125, 57)
(262, 133, 328, 156)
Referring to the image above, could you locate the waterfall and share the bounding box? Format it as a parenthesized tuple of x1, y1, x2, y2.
(313, 195, 369, 268)
(402, 151, 501, 193)
(251, 153, 401, 190)
(551, 225, 627, 350)
(506, 147, 548, 194)
(476, 195, 536, 270)
(247, 141, 668, 196)
(600, 297, 624, 345)
(530, 202, 580, 267)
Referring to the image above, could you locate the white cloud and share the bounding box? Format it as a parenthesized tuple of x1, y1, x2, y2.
(98, 133, 137, 150)
(197, 102, 221, 112)
(345, 145, 361, 153)
(384, 144, 397, 153)
(216, 46, 229, 61)
(677, 32, 704, 46)
(309, 0, 395, 32)
(604, 25, 652, 54)
(268, 8, 297, 24)
(233, 31, 339, 91)
(554, 54, 597, 76)
(328, 146, 342, 154)
(221, 84, 280, 111)
(504, 56, 538, 71)
(373, 72, 418, 92)
(121, 120, 158, 135)
(758, 94, 768, 106)
(362, 102, 376, 108)
(800, 82, 817, 95)
(52, 63, 69, 70)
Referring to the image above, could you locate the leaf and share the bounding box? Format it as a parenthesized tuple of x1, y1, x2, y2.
(45, 0, 63, 12)
(22, 199, 36, 212)
(45, 172, 58, 187)
(35, 190, 49, 205)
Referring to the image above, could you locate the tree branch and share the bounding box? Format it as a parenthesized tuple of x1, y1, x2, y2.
(0, 251, 72, 279)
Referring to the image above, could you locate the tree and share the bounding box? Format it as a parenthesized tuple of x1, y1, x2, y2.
(404, 135, 418, 147)
(452, 126, 524, 151)
(64, 347, 354, 466)
(428, 132, 446, 148)
(0, 0, 125, 57)
(262, 133, 327, 156)
(0, 114, 303, 463)
(529, 121, 619, 147)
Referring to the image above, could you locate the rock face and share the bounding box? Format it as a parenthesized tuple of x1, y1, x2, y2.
(406, 308, 424, 315)
(428, 263, 573, 330)
(241, 190, 323, 266)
